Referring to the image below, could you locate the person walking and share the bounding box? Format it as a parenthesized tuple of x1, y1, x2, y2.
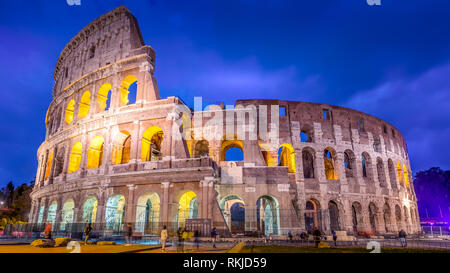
(313, 227, 321, 248)
(84, 223, 93, 245)
(288, 230, 293, 241)
(194, 230, 200, 250)
(331, 230, 337, 247)
(160, 225, 168, 251)
(43, 222, 52, 239)
(211, 227, 217, 248)
(125, 223, 133, 245)
(399, 229, 407, 247)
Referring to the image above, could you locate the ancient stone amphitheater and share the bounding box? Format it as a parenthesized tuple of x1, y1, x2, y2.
(29, 6, 421, 238)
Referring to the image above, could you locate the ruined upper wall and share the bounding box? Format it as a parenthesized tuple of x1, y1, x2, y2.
(52, 5, 152, 98)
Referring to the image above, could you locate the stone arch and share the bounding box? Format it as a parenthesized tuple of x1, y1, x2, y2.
(44, 151, 53, 180)
(135, 191, 160, 234)
(387, 159, 398, 190)
(368, 202, 379, 233)
(219, 195, 245, 234)
(65, 99, 76, 124)
(82, 195, 98, 224)
(305, 199, 321, 233)
(68, 142, 82, 173)
(403, 164, 410, 188)
(78, 91, 91, 119)
(344, 149, 356, 178)
(302, 147, 315, 179)
(361, 152, 373, 181)
(112, 130, 131, 165)
(351, 202, 364, 234)
(61, 198, 75, 231)
(396, 161, 404, 187)
(383, 203, 392, 233)
(300, 124, 314, 143)
(175, 190, 198, 228)
(403, 206, 410, 232)
(256, 195, 280, 236)
(141, 126, 164, 161)
(105, 194, 126, 231)
(194, 139, 209, 158)
(46, 201, 58, 225)
(324, 147, 338, 180)
(87, 135, 105, 169)
(221, 135, 244, 161)
(376, 157, 387, 188)
(54, 147, 65, 177)
(395, 205, 402, 231)
(97, 82, 112, 112)
(278, 143, 296, 173)
(120, 75, 138, 106)
(328, 200, 340, 231)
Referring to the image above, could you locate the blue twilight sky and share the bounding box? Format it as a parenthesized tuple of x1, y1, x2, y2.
(0, 0, 450, 187)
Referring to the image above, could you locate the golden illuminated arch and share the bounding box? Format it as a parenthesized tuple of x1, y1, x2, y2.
(141, 126, 164, 161)
(65, 99, 75, 124)
(279, 143, 296, 173)
(324, 148, 338, 180)
(87, 136, 104, 169)
(220, 134, 244, 161)
(177, 190, 198, 227)
(68, 141, 82, 173)
(44, 152, 53, 179)
(78, 91, 91, 118)
(403, 164, 410, 188)
(120, 75, 138, 106)
(97, 83, 112, 112)
(112, 131, 131, 165)
(396, 162, 403, 184)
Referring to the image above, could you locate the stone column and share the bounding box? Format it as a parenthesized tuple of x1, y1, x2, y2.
(200, 180, 209, 219)
(160, 182, 170, 225)
(208, 180, 214, 220)
(125, 184, 136, 224)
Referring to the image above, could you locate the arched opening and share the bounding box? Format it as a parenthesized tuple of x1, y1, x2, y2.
(61, 199, 75, 231)
(383, 203, 392, 233)
(403, 164, 410, 188)
(65, 99, 75, 124)
(37, 205, 45, 224)
(44, 152, 53, 180)
(221, 137, 244, 161)
(219, 195, 245, 234)
(324, 148, 338, 180)
(141, 126, 164, 161)
(305, 199, 321, 234)
(82, 196, 98, 224)
(78, 91, 91, 119)
(395, 205, 402, 231)
(68, 142, 82, 173)
(194, 140, 209, 157)
(257, 195, 280, 236)
(344, 150, 356, 178)
(403, 206, 410, 232)
(120, 75, 138, 106)
(396, 162, 403, 187)
(351, 202, 365, 235)
(300, 125, 314, 143)
(376, 158, 387, 188)
(328, 201, 340, 231)
(46, 201, 57, 226)
(97, 83, 112, 112)
(278, 143, 296, 173)
(135, 192, 160, 234)
(388, 159, 398, 190)
(369, 203, 378, 233)
(54, 148, 65, 177)
(302, 148, 315, 178)
(87, 136, 104, 169)
(362, 153, 368, 178)
(105, 195, 126, 231)
(112, 131, 131, 165)
(177, 191, 198, 228)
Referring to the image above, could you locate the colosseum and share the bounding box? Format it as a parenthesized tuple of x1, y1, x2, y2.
(29, 6, 421, 239)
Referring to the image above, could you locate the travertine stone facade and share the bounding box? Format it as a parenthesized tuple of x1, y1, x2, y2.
(30, 6, 421, 237)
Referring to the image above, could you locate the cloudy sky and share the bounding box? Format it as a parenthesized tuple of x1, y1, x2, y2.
(0, 0, 449, 187)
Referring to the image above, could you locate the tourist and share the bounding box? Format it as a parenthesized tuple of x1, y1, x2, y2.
(160, 225, 168, 251)
(43, 222, 52, 240)
(211, 227, 217, 248)
(288, 230, 293, 241)
(194, 230, 200, 250)
(84, 223, 93, 245)
(331, 229, 337, 247)
(125, 223, 133, 245)
(313, 227, 321, 248)
(399, 229, 407, 247)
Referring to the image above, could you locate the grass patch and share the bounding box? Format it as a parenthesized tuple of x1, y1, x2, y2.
(240, 245, 450, 253)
